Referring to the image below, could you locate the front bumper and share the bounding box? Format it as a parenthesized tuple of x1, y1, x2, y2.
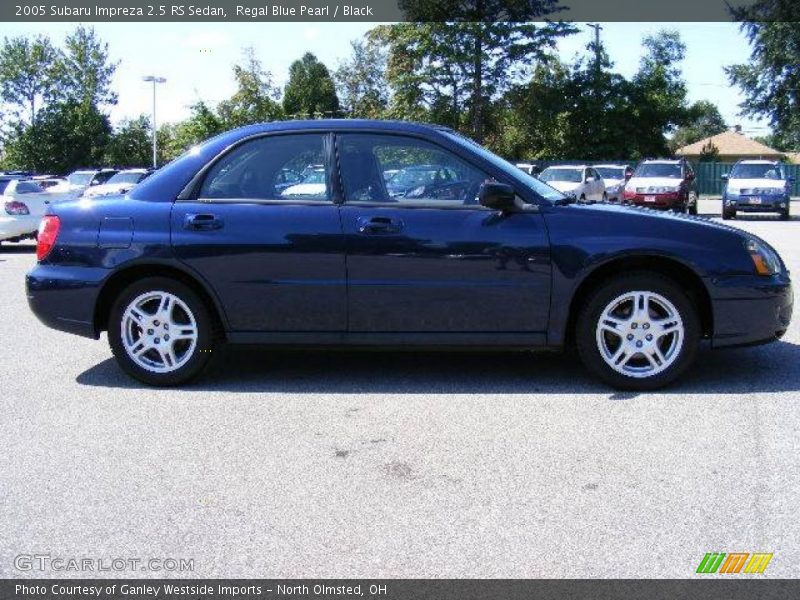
(723, 193, 789, 213)
(26, 264, 108, 339)
(626, 192, 683, 210)
(709, 272, 793, 348)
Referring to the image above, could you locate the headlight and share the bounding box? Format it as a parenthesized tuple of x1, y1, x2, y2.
(728, 188, 740, 195)
(746, 239, 781, 276)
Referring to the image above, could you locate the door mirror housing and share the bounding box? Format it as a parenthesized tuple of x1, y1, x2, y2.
(479, 182, 517, 211)
(685, 172, 695, 181)
(721, 173, 729, 181)
(585, 176, 595, 183)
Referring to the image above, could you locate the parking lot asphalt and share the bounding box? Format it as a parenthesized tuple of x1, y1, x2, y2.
(1, 198, 799, 579)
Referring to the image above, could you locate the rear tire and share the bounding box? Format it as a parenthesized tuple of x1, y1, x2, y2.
(576, 272, 700, 390)
(108, 277, 216, 386)
(722, 209, 735, 220)
(780, 208, 790, 221)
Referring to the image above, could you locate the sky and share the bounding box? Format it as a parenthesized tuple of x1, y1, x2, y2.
(2, 21, 769, 135)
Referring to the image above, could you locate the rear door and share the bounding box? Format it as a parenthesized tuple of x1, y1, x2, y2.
(171, 132, 346, 333)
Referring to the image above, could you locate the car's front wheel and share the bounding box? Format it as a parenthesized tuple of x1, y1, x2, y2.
(688, 191, 698, 215)
(576, 273, 700, 390)
(108, 277, 216, 386)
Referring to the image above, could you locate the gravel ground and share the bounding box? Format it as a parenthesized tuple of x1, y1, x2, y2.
(1, 198, 798, 578)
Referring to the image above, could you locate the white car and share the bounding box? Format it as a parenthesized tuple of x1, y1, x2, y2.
(279, 167, 327, 198)
(538, 165, 606, 202)
(0, 179, 73, 243)
(594, 164, 634, 202)
(81, 168, 152, 199)
(48, 168, 118, 200)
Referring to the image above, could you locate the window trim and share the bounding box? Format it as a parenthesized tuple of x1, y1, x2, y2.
(332, 131, 499, 211)
(177, 130, 338, 205)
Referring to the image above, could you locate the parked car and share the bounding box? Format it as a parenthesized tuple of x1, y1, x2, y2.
(27, 120, 792, 391)
(0, 179, 52, 244)
(721, 160, 793, 221)
(538, 165, 606, 202)
(32, 176, 67, 190)
(385, 164, 461, 198)
(594, 164, 634, 202)
(81, 168, 153, 199)
(278, 165, 327, 198)
(49, 168, 118, 199)
(623, 159, 699, 214)
(515, 162, 542, 177)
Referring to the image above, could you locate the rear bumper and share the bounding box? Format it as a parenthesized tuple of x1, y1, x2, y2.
(709, 273, 793, 348)
(0, 215, 40, 241)
(26, 264, 107, 339)
(626, 192, 683, 210)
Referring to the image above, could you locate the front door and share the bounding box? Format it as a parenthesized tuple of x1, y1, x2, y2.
(335, 133, 551, 337)
(171, 132, 346, 332)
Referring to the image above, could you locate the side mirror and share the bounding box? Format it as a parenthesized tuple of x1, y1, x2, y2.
(789, 176, 796, 183)
(479, 182, 516, 211)
(585, 176, 595, 183)
(686, 172, 695, 180)
(721, 173, 729, 181)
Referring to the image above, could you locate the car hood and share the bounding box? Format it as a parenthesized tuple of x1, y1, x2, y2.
(727, 178, 787, 191)
(626, 177, 684, 189)
(547, 181, 581, 192)
(83, 183, 136, 197)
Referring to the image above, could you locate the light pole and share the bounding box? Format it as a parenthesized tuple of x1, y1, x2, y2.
(142, 75, 166, 169)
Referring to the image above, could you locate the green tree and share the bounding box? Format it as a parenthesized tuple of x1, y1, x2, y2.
(56, 25, 119, 107)
(726, 2, 800, 150)
(217, 47, 283, 127)
(628, 29, 688, 157)
(374, 2, 575, 142)
(698, 140, 720, 162)
(4, 101, 111, 173)
(283, 52, 340, 119)
(670, 100, 727, 151)
(0, 35, 60, 124)
(159, 100, 224, 160)
(105, 115, 152, 167)
(334, 38, 388, 119)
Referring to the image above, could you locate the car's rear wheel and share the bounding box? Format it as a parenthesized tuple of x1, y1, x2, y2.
(688, 191, 698, 215)
(780, 208, 790, 221)
(576, 273, 700, 390)
(722, 209, 735, 220)
(108, 277, 216, 386)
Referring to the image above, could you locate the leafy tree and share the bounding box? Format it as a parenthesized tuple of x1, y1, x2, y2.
(56, 26, 119, 107)
(670, 100, 727, 151)
(334, 39, 388, 119)
(217, 47, 283, 127)
(373, 2, 575, 142)
(4, 101, 111, 173)
(0, 35, 60, 124)
(726, 2, 800, 150)
(158, 101, 224, 160)
(105, 115, 152, 167)
(628, 30, 688, 157)
(698, 140, 720, 162)
(283, 52, 340, 119)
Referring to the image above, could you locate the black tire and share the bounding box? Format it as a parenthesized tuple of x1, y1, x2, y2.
(579, 194, 586, 203)
(108, 277, 216, 386)
(780, 209, 790, 221)
(602, 192, 608, 202)
(722, 209, 735, 220)
(575, 272, 700, 391)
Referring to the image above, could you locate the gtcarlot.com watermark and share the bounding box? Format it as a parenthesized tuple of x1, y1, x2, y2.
(14, 554, 194, 572)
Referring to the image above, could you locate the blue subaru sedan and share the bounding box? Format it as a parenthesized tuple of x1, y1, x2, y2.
(26, 120, 793, 390)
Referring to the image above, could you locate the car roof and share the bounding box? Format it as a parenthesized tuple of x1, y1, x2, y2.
(735, 159, 780, 165)
(544, 165, 587, 170)
(223, 119, 452, 138)
(594, 164, 629, 168)
(640, 159, 681, 164)
(115, 168, 149, 173)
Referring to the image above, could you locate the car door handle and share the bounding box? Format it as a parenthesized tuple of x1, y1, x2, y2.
(184, 213, 224, 231)
(357, 216, 404, 234)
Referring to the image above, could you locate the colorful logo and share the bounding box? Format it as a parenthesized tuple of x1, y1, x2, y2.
(696, 552, 773, 574)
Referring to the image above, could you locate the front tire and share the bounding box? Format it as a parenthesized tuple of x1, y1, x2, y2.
(688, 191, 698, 215)
(576, 273, 700, 390)
(722, 209, 735, 220)
(108, 277, 216, 386)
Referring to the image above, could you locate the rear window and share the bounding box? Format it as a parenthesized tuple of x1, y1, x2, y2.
(730, 163, 784, 180)
(0, 180, 9, 194)
(15, 181, 43, 193)
(635, 163, 682, 178)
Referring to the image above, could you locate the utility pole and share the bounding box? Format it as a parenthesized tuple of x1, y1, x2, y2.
(142, 76, 167, 169)
(586, 23, 603, 73)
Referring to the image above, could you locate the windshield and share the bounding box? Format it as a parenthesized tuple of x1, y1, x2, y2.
(730, 163, 784, 180)
(595, 167, 625, 179)
(635, 163, 682, 178)
(540, 168, 582, 183)
(107, 172, 145, 185)
(68, 172, 94, 186)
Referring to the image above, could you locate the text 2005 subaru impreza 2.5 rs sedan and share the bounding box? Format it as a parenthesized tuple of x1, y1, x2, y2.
(26, 120, 793, 390)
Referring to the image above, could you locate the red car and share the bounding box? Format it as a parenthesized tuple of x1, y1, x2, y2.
(622, 159, 699, 214)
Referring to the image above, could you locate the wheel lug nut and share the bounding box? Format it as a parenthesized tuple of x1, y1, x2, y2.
(631, 323, 638, 329)
(147, 329, 154, 335)
(164, 335, 170, 341)
(154, 320, 160, 326)
(154, 338, 160, 344)
(643, 323, 650, 330)
(636, 341, 643, 348)
(646, 334, 653, 341)
(627, 334, 634, 340)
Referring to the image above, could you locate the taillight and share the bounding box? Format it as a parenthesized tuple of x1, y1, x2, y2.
(4, 200, 30, 215)
(36, 215, 61, 261)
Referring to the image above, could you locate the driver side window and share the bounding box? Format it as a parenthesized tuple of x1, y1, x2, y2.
(199, 134, 330, 201)
(337, 134, 492, 207)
